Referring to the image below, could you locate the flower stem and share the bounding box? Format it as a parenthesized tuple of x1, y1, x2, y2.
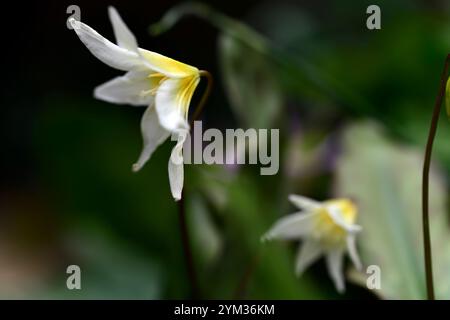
(233, 254, 260, 299)
(178, 192, 199, 298)
(422, 54, 450, 300)
(178, 70, 212, 299)
(190, 70, 213, 126)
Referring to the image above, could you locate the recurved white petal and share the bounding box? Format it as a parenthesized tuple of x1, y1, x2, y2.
(288, 194, 321, 211)
(94, 70, 155, 106)
(346, 234, 362, 271)
(262, 212, 316, 241)
(155, 77, 198, 132)
(108, 6, 139, 52)
(295, 240, 322, 276)
(325, 249, 345, 293)
(168, 130, 188, 201)
(69, 18, 143, 71)
(132, 105, 170, 172)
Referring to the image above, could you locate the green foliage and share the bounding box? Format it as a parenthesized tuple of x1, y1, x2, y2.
(446, 76, 450, 117)
(218, 34, 283, 128)
(336, 122, 450, 299)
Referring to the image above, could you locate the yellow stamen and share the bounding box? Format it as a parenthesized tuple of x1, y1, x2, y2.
(312, 199, 358, 248)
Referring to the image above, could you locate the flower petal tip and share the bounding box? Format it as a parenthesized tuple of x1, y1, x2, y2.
(287, 194, 296, 203)
(132, 163, 142, 172)
(260, 233, 273, 243)
(107, 5, 116, 13)
(68, 17, 78, 29)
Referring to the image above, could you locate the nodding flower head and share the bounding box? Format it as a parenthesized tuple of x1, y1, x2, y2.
(69, 7, 208, 201)
(262, 194, 362, 293)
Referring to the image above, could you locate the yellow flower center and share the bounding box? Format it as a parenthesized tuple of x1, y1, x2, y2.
(311, 199, 357, 248)
(140, 73, 200, 119)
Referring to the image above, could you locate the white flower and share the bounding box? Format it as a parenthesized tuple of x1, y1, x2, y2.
(262, 195, 362, 293)
(69, 7, 203, 201)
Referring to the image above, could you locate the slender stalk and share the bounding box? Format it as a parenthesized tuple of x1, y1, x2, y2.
(422, 54, 450, 300)
(190, 70, 213, 126)
(178, 70, 213, 299)
(233, 254, 260, 299)
(178, 193, 199, 298)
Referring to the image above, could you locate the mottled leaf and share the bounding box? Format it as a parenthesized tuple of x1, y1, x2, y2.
(335, 121, 450, 299)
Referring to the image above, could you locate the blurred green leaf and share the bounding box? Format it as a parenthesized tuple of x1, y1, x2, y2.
(35, 97, 190, 298)
(188, 192, 223, 267)
(446, 76, 450, 118)
(149, 2, 268, 52)
(335, 121, 450, 299)
(150, 2, 373, 116)
(190, 164, 237, 210)
(44, 227, 162, 299)
(218, 34, 283, 128)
